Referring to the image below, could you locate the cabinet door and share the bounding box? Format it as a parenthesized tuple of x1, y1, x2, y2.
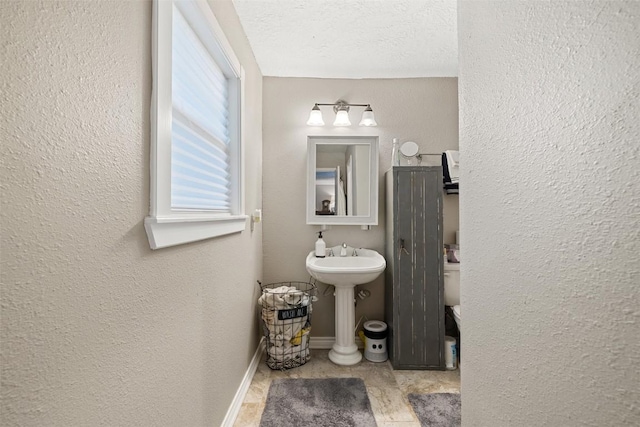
(393, 168, 444, 369)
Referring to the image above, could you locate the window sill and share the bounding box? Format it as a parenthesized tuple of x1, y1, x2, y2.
(144, 215, 248, 249)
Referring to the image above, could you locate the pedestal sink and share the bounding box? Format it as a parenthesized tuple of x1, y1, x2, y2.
(306, 246, 386, 365)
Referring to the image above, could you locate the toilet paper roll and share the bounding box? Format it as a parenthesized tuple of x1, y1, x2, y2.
(445, 335, 457, 370)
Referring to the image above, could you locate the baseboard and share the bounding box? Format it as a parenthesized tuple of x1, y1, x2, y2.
(221, 337, 265, 427)
(310, 336, 364, 349)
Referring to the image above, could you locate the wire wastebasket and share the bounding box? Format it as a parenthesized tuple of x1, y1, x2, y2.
(258, 281, 316, 370)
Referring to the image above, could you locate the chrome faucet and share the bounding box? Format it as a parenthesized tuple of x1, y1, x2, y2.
(340, 242, 347, 257)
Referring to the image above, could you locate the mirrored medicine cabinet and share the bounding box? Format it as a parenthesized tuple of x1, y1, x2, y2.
(306, 136, 379, 225)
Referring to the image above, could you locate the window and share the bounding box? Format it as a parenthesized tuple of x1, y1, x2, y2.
(145, 0, 246, 249)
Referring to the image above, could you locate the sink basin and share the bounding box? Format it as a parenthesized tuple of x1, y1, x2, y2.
(305, 246, 386, 366)
(305, 247, 386, 287)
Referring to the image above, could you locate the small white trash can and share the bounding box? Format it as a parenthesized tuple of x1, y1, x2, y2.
(363, 320, 388, 362)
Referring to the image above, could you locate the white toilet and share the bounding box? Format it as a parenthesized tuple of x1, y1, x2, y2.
(451, 304, 461, 330)
(443, 262, 461, 332)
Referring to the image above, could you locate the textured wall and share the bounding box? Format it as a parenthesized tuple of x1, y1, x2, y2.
(263, 77, 459, 337)
(459, 1, 640, 425)
(1, 1, 263, 425)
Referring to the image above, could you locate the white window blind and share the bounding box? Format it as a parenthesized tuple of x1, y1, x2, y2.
(171, 5, 231, 211)
(145, 0, 246, 250)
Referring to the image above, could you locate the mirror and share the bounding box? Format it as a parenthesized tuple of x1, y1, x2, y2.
(400, 141, 419, 157)
(399, 140, 420, 166)
(307, 136, 379, 225)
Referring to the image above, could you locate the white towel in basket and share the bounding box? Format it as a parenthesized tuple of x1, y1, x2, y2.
(259, 286, 309, 309)
(267, 339, 309, 361)
(263, 309, 307, 343)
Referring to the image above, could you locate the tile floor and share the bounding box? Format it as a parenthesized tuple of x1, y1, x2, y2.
(234, 349, 460, 427)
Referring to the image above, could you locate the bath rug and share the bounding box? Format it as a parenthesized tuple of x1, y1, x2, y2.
(259, 377, 377, 427)
(408, 393, 461, 427)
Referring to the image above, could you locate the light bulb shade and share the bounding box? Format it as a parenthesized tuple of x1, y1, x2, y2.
(359, 106, 377, 126)
(306, 105, 325, 126)
(333, 110, 351, 126)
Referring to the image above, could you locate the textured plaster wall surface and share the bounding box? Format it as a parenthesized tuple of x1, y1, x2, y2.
(263, 77, 459, 337)
(459, 1, 640, 425)
(1, 1, 263, 425)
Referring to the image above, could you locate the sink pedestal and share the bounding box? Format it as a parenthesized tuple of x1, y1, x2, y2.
(328, 285, 362, 366)
(305, 248, 386, 366)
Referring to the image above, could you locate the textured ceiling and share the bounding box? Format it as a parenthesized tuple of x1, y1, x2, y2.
(232, 0, 458, 78)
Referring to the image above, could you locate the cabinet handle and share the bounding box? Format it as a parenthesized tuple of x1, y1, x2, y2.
(399, 238, 410, 256)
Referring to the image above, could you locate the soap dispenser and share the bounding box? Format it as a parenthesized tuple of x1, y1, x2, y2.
(315, 231, 326, 258)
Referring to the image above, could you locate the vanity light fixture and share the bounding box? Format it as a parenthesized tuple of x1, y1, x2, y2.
(359, 105, 378, 126)
(333, 107, 351, 126)
(307, 104, 325, 126)
(306, 100, 378, 127)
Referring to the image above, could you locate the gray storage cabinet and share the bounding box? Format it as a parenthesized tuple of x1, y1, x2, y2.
(384, 167, 445, 370)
